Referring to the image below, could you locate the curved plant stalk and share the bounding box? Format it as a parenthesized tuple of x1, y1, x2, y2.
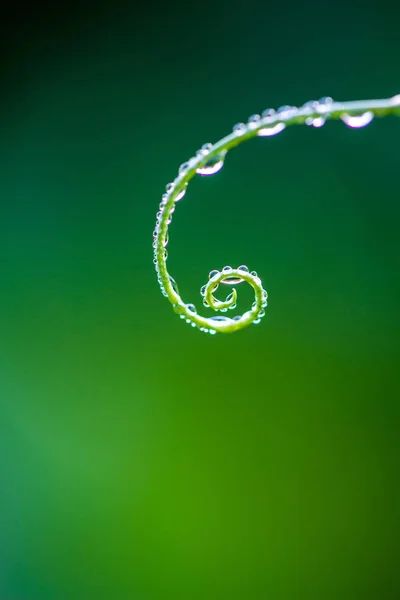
(153, 94, 400, 335)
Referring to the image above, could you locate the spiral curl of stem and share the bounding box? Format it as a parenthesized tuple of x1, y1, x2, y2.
(154, 94, 400, 335)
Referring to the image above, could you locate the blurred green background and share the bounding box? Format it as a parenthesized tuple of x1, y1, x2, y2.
(1, 1, 399, 598)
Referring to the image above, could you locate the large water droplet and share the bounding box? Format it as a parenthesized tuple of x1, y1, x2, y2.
(200, 285, 206, 296)
(175, 187, 187, 201)
(340, 111, 374, 128)
(238, 265, 249, 272)
(186, 303, 197, 313)
(196, 154, 225, 175)
(221, 266, 239, 284)
(258, 122, 286, 137)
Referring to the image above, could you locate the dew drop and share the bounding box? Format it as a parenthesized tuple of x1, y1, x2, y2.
(209, 269, 220, 279)
(210, 316, 231, 323)
(233, 315, 242, 321)
(258, 122, 286, 137)
(233, 122, 246, 135)
(277, 105, 297, 118)
(175, 187, 187, 201)
(314, 117, 326, 128)
(202, 142, 212, 151)
(186, 303, 196, 313)
(169, 276, 179, 294)
(166, 182, 175, 192)
(306, 116, 325, 128)
(303, 99, 317, 110)
(251, 271, 258, 277)
(173, 303, 184, 315)
(318, 96, 333, 105)
(261, 108, 275, 118)
(248, 114, 261, 126)
(222, 266, 232, 273)
(340, 111, 374, 128)
(238, 265, 249, 272)
(200, 285, 206, 296)
(209, 329, 217, 335)
(196, 154, 225, 176)
(179, 162, 189, 173)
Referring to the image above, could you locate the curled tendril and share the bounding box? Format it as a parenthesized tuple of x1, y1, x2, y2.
(154, 94, 400, 335)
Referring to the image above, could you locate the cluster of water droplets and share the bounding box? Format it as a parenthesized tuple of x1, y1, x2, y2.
(154, 94, 399, 334)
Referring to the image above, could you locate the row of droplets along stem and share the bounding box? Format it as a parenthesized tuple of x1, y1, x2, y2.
(153, 94, 400, 334)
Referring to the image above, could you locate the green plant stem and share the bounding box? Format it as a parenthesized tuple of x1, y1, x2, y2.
(153, 94, 400, 335)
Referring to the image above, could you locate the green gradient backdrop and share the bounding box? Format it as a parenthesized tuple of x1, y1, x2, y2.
(1, 1, 399, 598)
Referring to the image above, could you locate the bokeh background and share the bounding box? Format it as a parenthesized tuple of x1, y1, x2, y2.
(1, 0, 399, 598)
